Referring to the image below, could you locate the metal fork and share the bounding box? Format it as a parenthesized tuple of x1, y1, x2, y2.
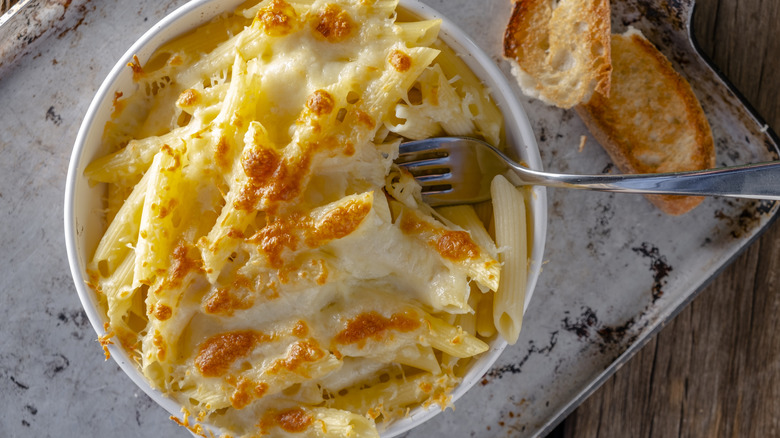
(395, 137, 780, 207)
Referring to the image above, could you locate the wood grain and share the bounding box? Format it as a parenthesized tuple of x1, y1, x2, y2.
(549, 0, 780, 436)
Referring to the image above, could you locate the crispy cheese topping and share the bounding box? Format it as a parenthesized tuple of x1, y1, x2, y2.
(400, 211, 481, 262)
(334, 311, 421, 347)
(177, 88, 199, 107)
(306, 89, 336, 116)
(311, 4, 353, 42)
(267, 339, 326, 376)
(195, 331, 260, 377)
(256, 0, 300, 36)
(388, 49, 412, 72)
(259, 408, 314, 434)
(248, 195, 372, 268)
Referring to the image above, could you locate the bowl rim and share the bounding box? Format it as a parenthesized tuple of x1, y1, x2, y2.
(63, 0, 547, 436)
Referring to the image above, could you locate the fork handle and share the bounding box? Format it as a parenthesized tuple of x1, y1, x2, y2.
(515, 161, 780, 200)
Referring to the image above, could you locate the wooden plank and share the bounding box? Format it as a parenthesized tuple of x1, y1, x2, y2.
(551, 0, 780, 436)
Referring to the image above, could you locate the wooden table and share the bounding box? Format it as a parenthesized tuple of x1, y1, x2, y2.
(551, 0, 780, 436)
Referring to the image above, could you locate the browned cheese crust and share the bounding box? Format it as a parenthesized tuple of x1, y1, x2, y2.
(576, 31, 715, 215)
(503, 0, 612, 108)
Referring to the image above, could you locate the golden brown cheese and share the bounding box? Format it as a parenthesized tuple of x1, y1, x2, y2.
(214, 135, 231, 170)
(235, 152, 311, 211)
(176, 88, 199, 107)
(203, 286, 255, 315)
(334, 311, 421, 348)
(230, 377, 257, 409)
(155, 242, 202, 292)
(251, 216, 301, 269)
(435, 230, 480, 262)
(311, 4, 353, 42)
(127, 54, 145, 81)
(153, 331, 167, 361)
(256, 0, 300, 37)
(305, 198, 372, 247)
(292, 320, 309, 337)
(267, 339, 327, 376)
(306, 89, 336, 116)
(260, 408, 314, 434)
(152, 303, 172, 321)
(195, 330, 262, 377)
(388, 49, 412, 73)
(111, 91, 126, 118)
(247, 196, 372, 269)
(400, 211, 481, 262)
(87, 2, 508, 435)
(353, 109, 376, 128)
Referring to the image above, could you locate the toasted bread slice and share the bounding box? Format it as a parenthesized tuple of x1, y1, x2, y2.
(503, 0, 612, 109)
(575, 28, 715, 215)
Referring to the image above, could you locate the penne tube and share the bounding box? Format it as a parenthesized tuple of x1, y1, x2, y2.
(133, 145, 186, 288)
(437, 204, 498, 259)
(422, 312, 488, 358)
(490, 175, 528, 344)
(396, 204, 500, 292)
(84, 125, 193, 184)
(475, 290, 496, 338)
(395, 20, 442, 47)
(310, 408, 380, 438)
(432, 40, 502, 146)
(331, 372, 429, 416)
(91, 169, 151, 275)
(392, 344, 442, 375)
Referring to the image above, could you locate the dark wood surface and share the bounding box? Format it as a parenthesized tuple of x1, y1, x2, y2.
(550, 0, 780, 436)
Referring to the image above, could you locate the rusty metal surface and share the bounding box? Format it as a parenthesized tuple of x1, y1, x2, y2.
(0, 0, 94, 74)
(0, 0, 777, 437)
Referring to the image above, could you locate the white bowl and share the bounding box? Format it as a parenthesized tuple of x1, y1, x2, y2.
(64, 1, 547, 436)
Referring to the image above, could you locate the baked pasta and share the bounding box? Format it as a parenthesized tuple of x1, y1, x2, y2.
(85, 0, 530, 436)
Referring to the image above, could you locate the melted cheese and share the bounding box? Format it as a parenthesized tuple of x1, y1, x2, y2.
(88, 0, 508, 436)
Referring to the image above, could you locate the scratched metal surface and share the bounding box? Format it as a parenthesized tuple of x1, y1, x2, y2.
(0, 0, 778, 437)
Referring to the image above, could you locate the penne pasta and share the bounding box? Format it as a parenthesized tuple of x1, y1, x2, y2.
(490, 175, 528, 344)
(84, 126, 193, 184)
(395, 19, 442, 47)
(133, 145, 186, 287)
(83, 1, 530, 436)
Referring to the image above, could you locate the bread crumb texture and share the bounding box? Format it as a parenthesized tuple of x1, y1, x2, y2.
(503, 0, 612, 108)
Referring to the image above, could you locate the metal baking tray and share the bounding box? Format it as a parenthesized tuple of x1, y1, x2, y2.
(1, 0, 777, 436)
(413, 0, 780, 436)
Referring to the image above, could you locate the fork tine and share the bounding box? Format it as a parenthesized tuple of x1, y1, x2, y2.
(396, 139, 449, 164)
(398, 139, 449, 154)
(395, 150, 448, 165)
(415, 172, 451, 183)
(400, 158, 450, 174)
(396, 137, 501, 206)
(421, 178, 491, 205)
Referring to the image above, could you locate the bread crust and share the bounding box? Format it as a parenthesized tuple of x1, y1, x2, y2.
(576, 29, 715, 215)
(503, 0, 612, 109)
